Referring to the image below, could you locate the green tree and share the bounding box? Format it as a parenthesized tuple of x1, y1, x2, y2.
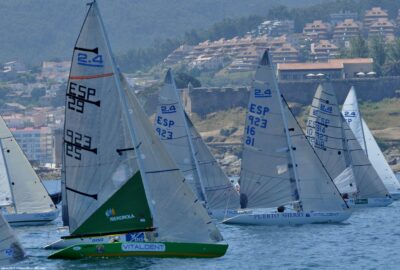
(349, 35, 369, 58)
(369, 36, 387, 76)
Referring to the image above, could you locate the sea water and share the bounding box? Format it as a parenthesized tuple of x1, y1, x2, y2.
(9, 176, 400, 269)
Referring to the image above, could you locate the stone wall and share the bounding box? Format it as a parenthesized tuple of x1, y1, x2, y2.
(184, 76, 400, 117)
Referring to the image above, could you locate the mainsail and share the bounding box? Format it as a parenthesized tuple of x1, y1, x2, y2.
(306, 82, 389, 198)
(0, 213, 25, 266)
(0, 116, 55, 214)
(239, 50, 346, 211)
(239, 50, 299, 209)
(63, 1, 222, 244)
(342, 87, 400, 194)
(154, 70, 240, 211)
(63, 2, 153, 235)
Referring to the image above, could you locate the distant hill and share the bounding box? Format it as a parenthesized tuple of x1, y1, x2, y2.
(0, 0, 325, 65)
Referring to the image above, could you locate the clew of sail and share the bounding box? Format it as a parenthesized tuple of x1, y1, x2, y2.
(0, 213, 25, 266)
(64, 2, 152, 236)
(0, 116, 55, 214)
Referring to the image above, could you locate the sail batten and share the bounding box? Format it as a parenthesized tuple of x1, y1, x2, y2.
(64, 2, 153, 235)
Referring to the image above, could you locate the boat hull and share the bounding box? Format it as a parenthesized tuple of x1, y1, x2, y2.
(389, 193, 400, 201)
(222, 210, 351, 225)
(345, 197, 392, 208)
(4, 209, 60, 226)
(48, 241, 228, 259)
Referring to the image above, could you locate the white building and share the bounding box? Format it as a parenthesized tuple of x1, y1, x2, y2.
(10, 127, 54, 165)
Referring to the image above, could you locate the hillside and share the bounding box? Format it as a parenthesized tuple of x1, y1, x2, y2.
(0, 0, 324, 65)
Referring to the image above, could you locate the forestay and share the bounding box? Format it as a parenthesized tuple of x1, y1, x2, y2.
(121, 75, 223, 243)
(63, 2, 152, 236)
(240, 50, 298, 209)
(0, 117, 55, 214)
(0, 213, 25, 266)
(342, 87, 400, 194)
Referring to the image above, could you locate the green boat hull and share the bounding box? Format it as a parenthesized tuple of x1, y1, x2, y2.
(48, 241, 228, 259)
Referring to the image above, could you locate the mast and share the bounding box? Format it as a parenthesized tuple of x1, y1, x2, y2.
(94, 1, 158, 226)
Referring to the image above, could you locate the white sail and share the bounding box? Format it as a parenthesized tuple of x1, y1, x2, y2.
(122, 75, 223, 243)
(0, 117, 55, 214)
(65, 1, 222, 244)
(0, 213, 25, 266)
(307, 82, 389, 198)
(239, 51, 298, 209)
(342, 87, 400, 194)
(154, 71, 204, 201)
(64, 4, 140, 234)
(0, 143, 12, 206)
(306, 83, 349, 180)
(185, 113, 240, 210)
(341, 86, 367, 152)
(362, 119, 400, 193)
(154, 70, 239, 210)
(342, 119, 389, 198)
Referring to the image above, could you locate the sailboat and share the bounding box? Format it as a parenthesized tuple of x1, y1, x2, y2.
(0, 116, 59, 226)
(306, 82, 392, 207)
(223, 50, 351, 225)
(342, 86, 400, 199)
(154, 69, 240, 219)
(47, 1, 227, 259)
(0, 212, 25, 266)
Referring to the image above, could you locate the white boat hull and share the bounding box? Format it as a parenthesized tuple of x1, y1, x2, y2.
(345, 197, 392, 208)
(209, 208, 243, 221)
(4, 209, 60, 226)
(222, 209, 351, 225)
